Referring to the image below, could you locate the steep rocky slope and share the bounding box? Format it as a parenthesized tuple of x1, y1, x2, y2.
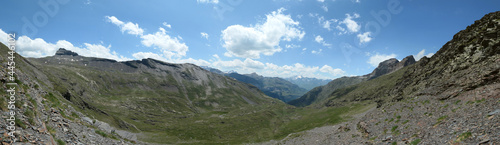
(322, 11, 499, 108)
(267, 11, 500, 145)
(0, 44, 130, 144)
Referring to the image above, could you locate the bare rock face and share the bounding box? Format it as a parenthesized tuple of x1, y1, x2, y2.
(367, 55, 416, 80)
(55, 48, 78, 56)
(397, 55, 416, 69)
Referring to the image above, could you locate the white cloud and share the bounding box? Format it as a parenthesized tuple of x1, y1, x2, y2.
(243, 58, 265, 69)
(335, 25, 346, 34)
(176, 58, 211, 66)
(314, 35, 331, 47)
(84, 0, 91, 5)
(132, 52, 166, 61)
(315, 35, 324, 43)
(367, 53, 397, 67)
(132, 51, 210, 66)
(197, 0, 219, 4)
(285, 44, 300, 49)
(105, 16, 144, 36)
(302, 48, 307, 51)
(200, 32, 209, 40)
(320, 65, 346, 76)
(212, 54, 220, 59)
(0, 29, 130, 61)
(311, 49, 322, 54)
(140, 27, 188, 60)
(162, 22, 172, 29)
(315, 16, 338, 31)
(0, 29, 9, 45)
(317, 0, 325, 2)
(357, 32, 372, 44)
(341, 13, 361, 33)
(207, 58, 345, 79)
(105, 16, 190, 62)
(321, 5, 328, 12)
(414, 49, 434, 61)
(221, 8, 305, 59)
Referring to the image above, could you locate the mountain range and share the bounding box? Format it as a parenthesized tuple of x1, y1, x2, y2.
(0, 11, 499, 145)
(202, 67, 308, 102)
(284, 76, 331, 90)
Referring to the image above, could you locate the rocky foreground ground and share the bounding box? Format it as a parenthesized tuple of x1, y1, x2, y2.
(258, 89, 499, 145)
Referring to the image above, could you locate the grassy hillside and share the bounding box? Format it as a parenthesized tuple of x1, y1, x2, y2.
(289, 76, 365, 107)
(0, 45, 375, 144)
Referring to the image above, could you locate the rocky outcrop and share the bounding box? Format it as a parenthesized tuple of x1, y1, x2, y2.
(55, 48, 78, 56)
(394, 11, 500, 99)
(366, 55, 416, 80)
(396, 55, 416, 69)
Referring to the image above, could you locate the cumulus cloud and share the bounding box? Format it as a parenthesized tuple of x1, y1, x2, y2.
(317, 0, 325, 2)
(0, 29, 130, 61)
(105, 16, 144, 36)
(197, 0, 218, 4)
(200, 32, 209, 39)
(414, 49, 434, 61)
(105, 16, 189, 61)
(341, 13, 361, 33)
(221, 8, 305, 59)
(132, 51, 210, 66)
(132, 52, 166, 61)
(206, 57, 345, 79)
(320, 65, 346, 76)
(367, 53, 397, 67)
(140, 27, 188, 60)
(357, 32, 372, 44)
(211, 58, 264, 71)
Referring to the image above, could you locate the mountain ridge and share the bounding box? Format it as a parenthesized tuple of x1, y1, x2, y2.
(203, 67, 308, 102)
(289, 55, 416, 107)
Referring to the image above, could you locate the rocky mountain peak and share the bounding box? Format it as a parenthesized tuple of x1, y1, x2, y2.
(55, 48, 79, 56)
(366, 55, 416, 80)
(397, 55, 416, 68)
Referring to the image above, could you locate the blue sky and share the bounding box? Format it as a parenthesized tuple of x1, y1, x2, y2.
(1, 0, 499, 79)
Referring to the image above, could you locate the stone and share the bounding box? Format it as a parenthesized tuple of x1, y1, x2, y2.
(82, 117, 93, 125)
(487, 109, 500, 116)
(383, 135, 392, 142)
